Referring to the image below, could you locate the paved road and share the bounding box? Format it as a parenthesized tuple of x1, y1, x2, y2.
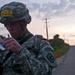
(52, 46, 75, 75)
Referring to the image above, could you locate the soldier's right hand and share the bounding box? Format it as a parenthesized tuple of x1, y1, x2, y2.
(1, 37, 22, 53)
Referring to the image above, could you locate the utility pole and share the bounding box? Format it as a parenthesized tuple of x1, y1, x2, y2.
(43, 18, 50, 40)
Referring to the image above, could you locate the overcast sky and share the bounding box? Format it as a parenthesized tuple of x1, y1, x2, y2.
(0, 0, 75, 45)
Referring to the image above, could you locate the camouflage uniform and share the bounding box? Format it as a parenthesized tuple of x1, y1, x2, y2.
(0, 2, 57, 75)
(0, 32, 57, 75)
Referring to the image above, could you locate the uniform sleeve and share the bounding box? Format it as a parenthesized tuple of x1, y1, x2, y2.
(0, 52, 6, 63)
(14, 40, 57, 75)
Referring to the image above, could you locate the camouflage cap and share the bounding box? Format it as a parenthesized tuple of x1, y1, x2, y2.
(0, 2, 31, 24)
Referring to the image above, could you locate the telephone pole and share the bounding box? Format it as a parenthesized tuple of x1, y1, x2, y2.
(43, 18, 50, 40)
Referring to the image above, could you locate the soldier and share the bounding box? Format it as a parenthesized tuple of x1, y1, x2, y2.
(0, 2, 57, 75)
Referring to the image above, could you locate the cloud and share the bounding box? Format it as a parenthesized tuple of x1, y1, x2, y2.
(69, 34, 75, 37)
(27, 0, 75, 18)
(0, 0, 75, 18)
(27, 3, 40, 12)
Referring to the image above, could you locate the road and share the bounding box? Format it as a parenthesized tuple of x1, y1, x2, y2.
(52, 46, 75, 75)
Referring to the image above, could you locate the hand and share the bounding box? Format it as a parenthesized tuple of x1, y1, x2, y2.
(1, 37, 22, 53)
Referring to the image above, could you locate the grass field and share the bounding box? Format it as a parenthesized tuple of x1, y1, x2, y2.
(54, 44, 70, 58)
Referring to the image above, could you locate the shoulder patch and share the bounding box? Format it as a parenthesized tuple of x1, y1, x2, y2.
(47, 53, 54, 63)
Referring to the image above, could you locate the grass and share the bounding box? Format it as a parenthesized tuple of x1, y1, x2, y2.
(54, 44, 70, 58)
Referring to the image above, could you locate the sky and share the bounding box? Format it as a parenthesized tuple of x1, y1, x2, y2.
(0, 0, 75, 45)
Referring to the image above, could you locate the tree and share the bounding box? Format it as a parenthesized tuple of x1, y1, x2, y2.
(0, 35, 5, 39)
(50, 34, 64, 50)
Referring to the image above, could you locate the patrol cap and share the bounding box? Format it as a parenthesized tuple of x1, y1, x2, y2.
(0, 2, 31, 24)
